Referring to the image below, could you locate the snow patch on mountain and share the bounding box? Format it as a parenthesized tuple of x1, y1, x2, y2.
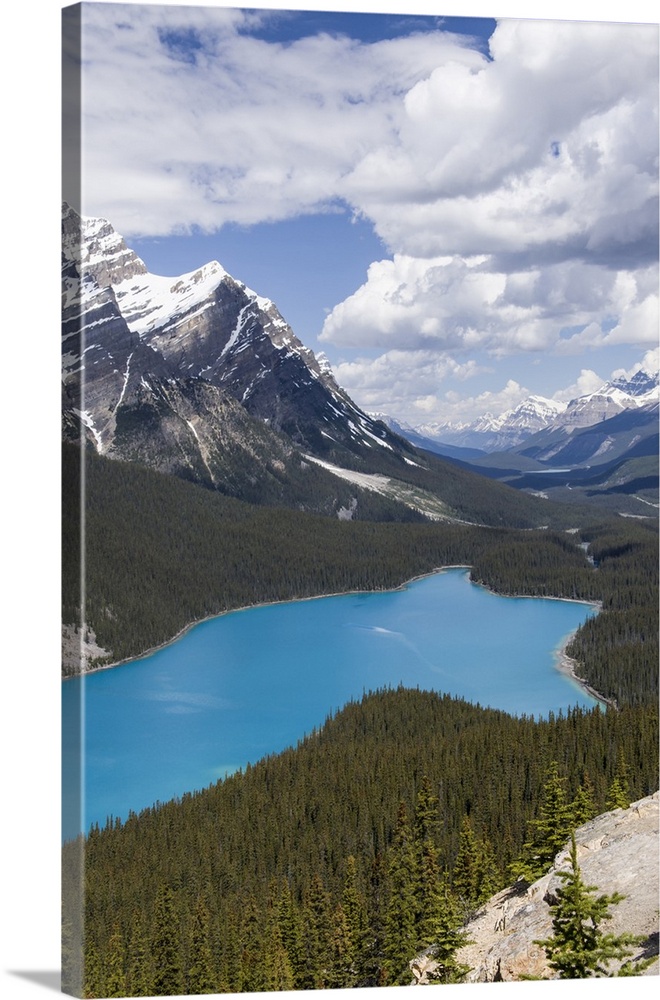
(405, 372, 659, 452)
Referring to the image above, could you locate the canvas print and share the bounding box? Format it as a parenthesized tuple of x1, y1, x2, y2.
(61, 2, 659, 996)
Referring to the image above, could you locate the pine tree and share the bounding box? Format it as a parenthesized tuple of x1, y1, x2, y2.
(151, 884, 183, 996)
(416, 838, 443, 949)
(264, 919, 295, 992)
(302, 873, 332, 989)
(414, 775, 440, 846)
(571, 774, 597, 826)
(606, 752, 631, 810)
(237, 893, 266, 993)
(426, 871, 472, 985)
(327, 901, 353, 988)
(452, 814, 486, 918)
(127, 908, 153, 997)
(83, 938, 104, 1000)
(535, 832, 645, 978)
(384, 801, 418, 984)
(104, 924, 127, 998)
(186, 895, 216, 994)
(341, 854, 368, 984)
(511, 761, 575, 882)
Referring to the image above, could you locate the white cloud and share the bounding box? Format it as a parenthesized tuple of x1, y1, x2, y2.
(321, 253, 655, 359)
(344, 19, 658, 266)
(71, 5, 658, 426)
(552, 369, 605, 404)
(427, 379, 532, 427)
(76, 4, 480, 236)
(334, 349, 486, 420)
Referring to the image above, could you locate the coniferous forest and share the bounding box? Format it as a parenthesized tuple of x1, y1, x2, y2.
(62, 443, 659, 995)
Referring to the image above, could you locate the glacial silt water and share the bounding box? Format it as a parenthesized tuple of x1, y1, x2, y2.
(62, 568, 598, 840)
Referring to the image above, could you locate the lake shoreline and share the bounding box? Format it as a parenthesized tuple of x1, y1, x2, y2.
(65, 565, 470, 678)
(64, 564, 607, 709)
(554, 639, 614, 710)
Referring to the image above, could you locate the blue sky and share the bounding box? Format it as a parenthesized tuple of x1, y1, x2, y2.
(66, 0, 659, 429)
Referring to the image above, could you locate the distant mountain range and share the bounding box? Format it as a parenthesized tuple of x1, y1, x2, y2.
(390, 370, 659, 455)
(377, 372, 658, 516)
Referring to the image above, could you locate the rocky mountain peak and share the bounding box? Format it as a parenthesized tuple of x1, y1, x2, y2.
(62, 204, 414, 500)
(62, 202, 148, 288)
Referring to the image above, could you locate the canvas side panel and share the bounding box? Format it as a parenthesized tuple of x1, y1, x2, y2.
(62, 4, 84, 997)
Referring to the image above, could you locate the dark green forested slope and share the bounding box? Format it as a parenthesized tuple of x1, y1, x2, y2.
(62, 444, 658, 708)
(65, 688, 658, 996)
(62, 445, 658, 996)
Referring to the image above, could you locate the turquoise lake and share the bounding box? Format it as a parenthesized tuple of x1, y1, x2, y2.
(62, 568, 598, 841)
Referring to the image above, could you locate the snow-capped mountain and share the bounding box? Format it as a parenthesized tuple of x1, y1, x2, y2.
(415, 395, 568, 452)
(62, 204, 405, 467)
(62, 205, 436, 519)
(406, 374, 658, 453)
(560, 372, 659, 430)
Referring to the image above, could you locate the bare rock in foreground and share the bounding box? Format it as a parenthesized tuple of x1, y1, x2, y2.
(413, 792, 659, 983)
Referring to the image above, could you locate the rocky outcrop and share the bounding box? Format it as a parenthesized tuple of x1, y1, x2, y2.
(412, 793, 659, 983)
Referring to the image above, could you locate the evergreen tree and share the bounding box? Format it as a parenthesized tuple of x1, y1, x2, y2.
(364, 852, 388, 986)
(511, 761, 575, 882)
(416, 838, 443, 950)
(571, 774, 597, 827)
(151, 884, 183, 996)
(452, 815, 483, 918)
(535, 832, 645, 978)
(301, 874, 332, 989)
(327, 902, 353, 988)
(237, 894, 266, 994)
(104, 924, 127, 998)
(264, 920, 295, 992)
(606, 752, 631, 811)
(83, 938, 104, 1000)
(426, 871, 472, 985)
(475, 833, 501, 903)
(384, 802, 418, 984)
(414, 775, 440, 846)
(186, 895, 216, 994)
(127, 908, 153, 997)
(341, 855, 368, 984)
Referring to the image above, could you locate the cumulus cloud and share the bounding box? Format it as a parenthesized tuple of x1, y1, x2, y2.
(552, 369, 605, 404)
(321, 254, 655, 358)
(344, 19, 658, 266)
(334, 350, 532, 427)
(611, 347, 660, 381)
(75, 4, 479, 235)
(423, 379, 533, 428)
(334, 350, 487, 420)
(72, 6, 657, 425)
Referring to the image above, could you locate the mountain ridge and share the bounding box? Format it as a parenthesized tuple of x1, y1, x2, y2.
(62, 204, 578, 528)
(408, 370, 659, 454)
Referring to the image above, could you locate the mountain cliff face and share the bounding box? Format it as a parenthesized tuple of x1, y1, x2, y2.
(65, 205, 568, 526)
(63, 204, 452, 520)
(62, 203, 405, 465)
(411, 793, 659, 984)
